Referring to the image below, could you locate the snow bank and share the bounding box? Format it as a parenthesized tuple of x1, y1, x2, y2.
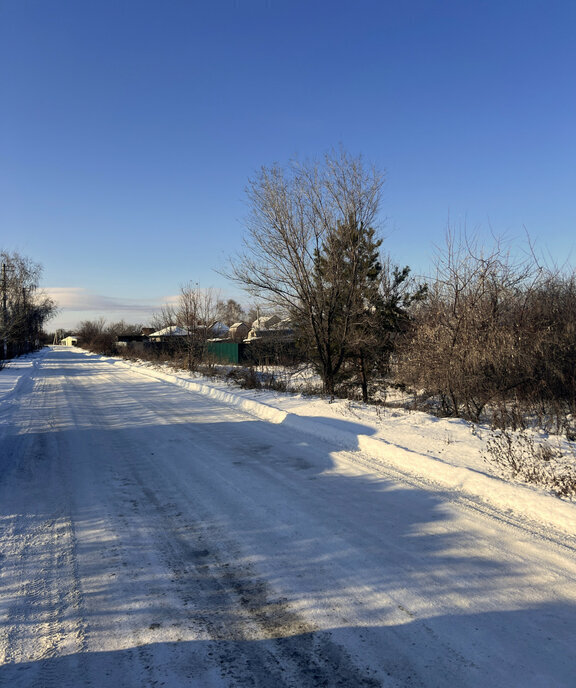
(0, 352, 43, 407)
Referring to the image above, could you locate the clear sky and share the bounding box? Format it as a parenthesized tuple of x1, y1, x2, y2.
(1, 0, 574, 331)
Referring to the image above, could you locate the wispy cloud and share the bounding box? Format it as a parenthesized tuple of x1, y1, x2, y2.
(46, 287, 163, 313)
(43, 288, 177, 330)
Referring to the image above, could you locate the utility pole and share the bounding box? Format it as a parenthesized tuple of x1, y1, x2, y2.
(22, 286, 28, 353)
(1, 262, 7, 360)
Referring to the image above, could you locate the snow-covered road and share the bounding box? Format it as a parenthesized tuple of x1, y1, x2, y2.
(1, 347, 575, 687)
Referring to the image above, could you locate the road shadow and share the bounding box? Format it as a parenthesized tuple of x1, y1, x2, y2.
(1, 603, 574, 687)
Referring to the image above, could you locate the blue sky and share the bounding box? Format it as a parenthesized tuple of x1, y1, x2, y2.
(1, 0, 574, 330)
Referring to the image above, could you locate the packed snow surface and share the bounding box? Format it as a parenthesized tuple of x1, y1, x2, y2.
(1, 347, 575, 687)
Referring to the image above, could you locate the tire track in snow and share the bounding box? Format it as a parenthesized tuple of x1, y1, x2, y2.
(0, 368, 89, 687)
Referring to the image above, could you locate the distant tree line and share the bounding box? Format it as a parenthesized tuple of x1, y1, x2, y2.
(74, 318, 144, 357)
(1, 250, 56, 364)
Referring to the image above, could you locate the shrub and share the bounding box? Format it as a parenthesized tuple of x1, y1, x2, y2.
(395, 231, 576, 432)
(226, 367, 262, 390)
(483, 428, 576, 499)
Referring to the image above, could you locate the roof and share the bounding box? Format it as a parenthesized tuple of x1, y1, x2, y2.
(148, 325, 188, 337)
(251, 315, 281, 330)
(210, 321, 230, 335)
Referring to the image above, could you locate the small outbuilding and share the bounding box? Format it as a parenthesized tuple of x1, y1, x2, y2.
(60, 336, 78, 346)
(228, 322, 250, 342)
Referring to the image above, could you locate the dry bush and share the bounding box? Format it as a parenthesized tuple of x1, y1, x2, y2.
(226, 367, 261, 390)
(396, 231, 536, 421)
(522, 273, 576, 428)
(484, 429, 576, 499)
(395, 231, 576, 433)
(76, 318, 118, 356)
(226, 366, 288, 392)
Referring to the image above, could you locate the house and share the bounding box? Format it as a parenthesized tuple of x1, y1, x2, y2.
(116, 334, 147, 352)
(246, 315, 294, 342)
(60, 336, 78, 346)
(250, 315, 281, 331)
(147, 325, 188, 342)
(209, 321, 230, 339)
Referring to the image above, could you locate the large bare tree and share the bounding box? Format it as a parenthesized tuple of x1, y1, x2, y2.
(228, 149, 385, 395)
(1, 250, 56, 360)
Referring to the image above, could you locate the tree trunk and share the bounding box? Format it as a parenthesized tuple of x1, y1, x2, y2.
(360, 351, 369, 403)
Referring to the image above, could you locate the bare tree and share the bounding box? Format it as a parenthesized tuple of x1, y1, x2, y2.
(1, 250, 56, 360)
(227, 149, 385, 396)
(75, 319, 147, 355)
(107, 320, 144, 336)
(518, 268, 576, 430)
(76, 318, 116, 354)
(150, 303, 178, 332)
(175, 283, 220, 370)
(216, 298, 245, 326)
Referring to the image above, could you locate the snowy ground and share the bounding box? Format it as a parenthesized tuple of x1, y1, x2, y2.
(1, 346, 575, 687)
